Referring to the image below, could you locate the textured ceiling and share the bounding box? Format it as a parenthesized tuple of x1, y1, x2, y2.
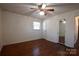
(0, 3, 79, 19)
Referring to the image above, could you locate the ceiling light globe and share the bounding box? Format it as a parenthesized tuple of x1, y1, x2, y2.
(39, 11, 45, 15)
(63, 21, 66, 24)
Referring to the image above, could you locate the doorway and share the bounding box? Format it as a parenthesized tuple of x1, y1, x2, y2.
(75, 16, 79, 47)
(59, 19, 66, 45)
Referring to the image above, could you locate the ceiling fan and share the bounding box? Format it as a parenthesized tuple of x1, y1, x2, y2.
(30, 3, 54, 15)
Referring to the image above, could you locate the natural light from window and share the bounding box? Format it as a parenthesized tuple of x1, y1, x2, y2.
(33, 21, 40, 30)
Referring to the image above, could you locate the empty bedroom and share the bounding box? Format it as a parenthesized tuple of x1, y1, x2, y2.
(0, 3, 79, 56)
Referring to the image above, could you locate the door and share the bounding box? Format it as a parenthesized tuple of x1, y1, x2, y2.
(59, 19, 66, 44)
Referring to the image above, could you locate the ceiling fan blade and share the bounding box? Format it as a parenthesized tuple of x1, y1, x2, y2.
(45, 7, 54, 9)
(30, 7, 38, 9)
(24, 9, 38, 15)
(47, 9, 54, 11)
(45, 10, 53, 15)
(38, 4, 42, 8)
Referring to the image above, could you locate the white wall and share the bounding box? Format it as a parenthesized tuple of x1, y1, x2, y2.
(0, 8, 3, 51)
(1, 9, 79, 48)
(43, 9, 79, 47)
(42, 20, 48, 39)
(2, 11, 42, 45)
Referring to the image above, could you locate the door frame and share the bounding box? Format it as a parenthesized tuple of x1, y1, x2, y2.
(74, 16, 79, 44)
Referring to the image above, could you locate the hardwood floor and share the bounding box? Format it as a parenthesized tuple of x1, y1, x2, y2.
(0, 39, 78, 56)
(0, 51, 1, 55)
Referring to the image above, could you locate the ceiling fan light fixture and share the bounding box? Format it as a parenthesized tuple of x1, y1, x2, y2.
(39, 11, 45, 15)
(62, 19, 66, 24)
(42, 4, 46, 9)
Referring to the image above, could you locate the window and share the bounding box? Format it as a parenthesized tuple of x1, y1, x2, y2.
(33, 21, 40, 30)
